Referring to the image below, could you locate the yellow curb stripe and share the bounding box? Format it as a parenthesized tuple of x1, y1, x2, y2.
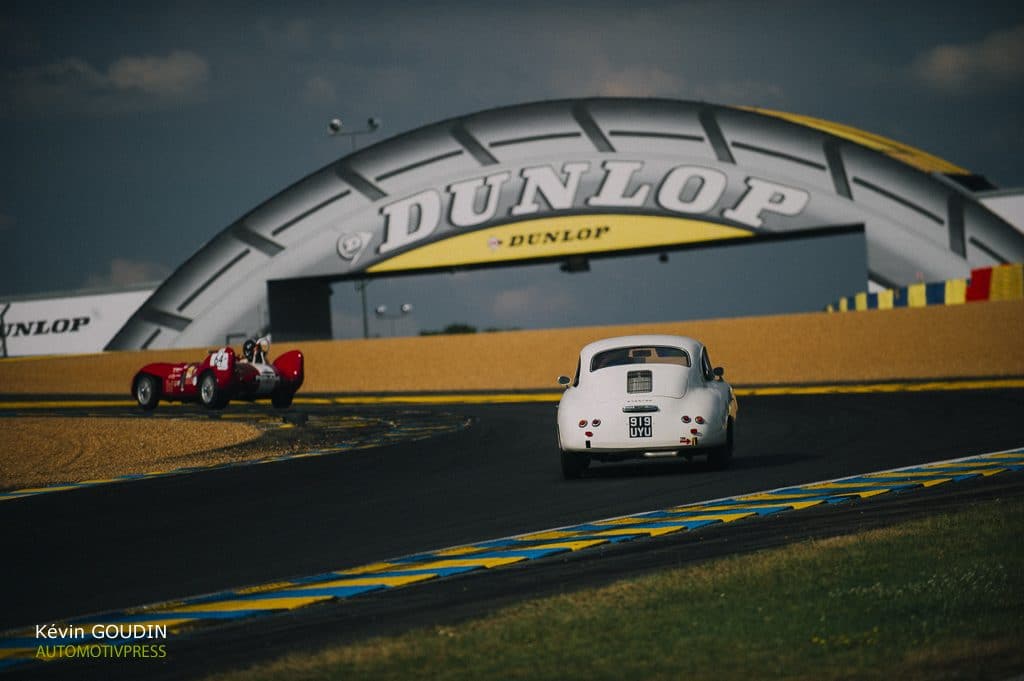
(735, 378, 1024, 396)
(331, 393, 560, 405)
(0, 649, 36, 660)
(671, 500, 825, 512)
(593, 526, 682, 537)
(290, 575, 434, 589)
(598, 512, 755, 525)
(170, 596, 331, 613)
(3, 485, 81, 494)
(433, 545, 491, 557)
(525, 540, 609, 551)
(339, 562, 403, 575)
(67, 617, 196, 631)
(804, 481, 918, 490)
(919, 466, 1006, 476)
(409, 557, 526, 570)
(736, 492, 835, 501)
(1, 377, 1021, 413)
(0, 400, 140, 409)
(516, 530, 584, 541)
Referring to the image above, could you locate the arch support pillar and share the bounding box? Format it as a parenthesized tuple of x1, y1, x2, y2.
(267, 278, 332, 342)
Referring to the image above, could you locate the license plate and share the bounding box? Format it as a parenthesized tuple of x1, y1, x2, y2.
(628, 415, 652, 438)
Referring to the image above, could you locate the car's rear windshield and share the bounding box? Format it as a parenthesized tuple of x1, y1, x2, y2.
(590, 346, 690, 372)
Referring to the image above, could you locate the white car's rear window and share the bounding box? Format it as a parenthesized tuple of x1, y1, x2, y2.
(590, 346, 690, 372)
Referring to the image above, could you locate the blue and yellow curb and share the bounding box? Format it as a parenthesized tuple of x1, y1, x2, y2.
(2, 446, 1022, 672)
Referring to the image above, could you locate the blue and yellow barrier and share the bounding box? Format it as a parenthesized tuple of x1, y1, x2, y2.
(829, 263, 1023, 312)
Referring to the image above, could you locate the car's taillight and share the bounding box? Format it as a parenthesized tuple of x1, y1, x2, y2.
(578, 419, 588, 428)
(591, 419, 601, 427)
(695, 416, 706, 425)
(681, 415, 691, 423)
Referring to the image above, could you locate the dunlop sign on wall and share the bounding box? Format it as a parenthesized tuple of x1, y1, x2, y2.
(107, 98, 1024, 350)
(3, 290, 154, 357)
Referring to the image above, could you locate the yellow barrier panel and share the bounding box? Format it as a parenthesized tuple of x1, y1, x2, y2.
(944, 278, 967, 304)
(990, 263, 1024, 301)
(855, 292, 868, 311)
(907, 282, 927, 307)
(877, 289, 894, 309)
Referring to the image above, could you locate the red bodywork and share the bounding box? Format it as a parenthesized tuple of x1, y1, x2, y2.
(131, 346, 304, 410)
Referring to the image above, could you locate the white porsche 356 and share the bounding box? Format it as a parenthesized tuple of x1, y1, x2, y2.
(556, 335, 737, 478)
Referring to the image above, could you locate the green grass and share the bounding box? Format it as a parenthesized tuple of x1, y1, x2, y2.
(206, 496, 1024, 681)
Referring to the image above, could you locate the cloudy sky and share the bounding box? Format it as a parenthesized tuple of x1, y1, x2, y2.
(1, 1, 1022, 333)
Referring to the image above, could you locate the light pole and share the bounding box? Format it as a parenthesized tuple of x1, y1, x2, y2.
(374, 303, 413, 337)
(330, 116, 382, 339)
(355, 279, 370, 339)
(328, 116, 382, 151)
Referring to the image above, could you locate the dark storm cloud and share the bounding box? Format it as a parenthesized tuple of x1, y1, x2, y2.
(2, 51, 209, 117)
(0, 0, 1021, 308)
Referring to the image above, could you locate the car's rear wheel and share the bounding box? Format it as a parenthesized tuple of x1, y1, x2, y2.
(199, 372, 228, 409)
(561, 450, 590, 479)
(707, 418, 734, 470)
(133, 374, 160, 411)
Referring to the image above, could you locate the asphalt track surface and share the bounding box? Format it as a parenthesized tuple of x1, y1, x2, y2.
(4, 388, 1024, 680)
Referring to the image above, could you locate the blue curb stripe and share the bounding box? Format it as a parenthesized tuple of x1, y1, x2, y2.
(3, 446, 1022, 674)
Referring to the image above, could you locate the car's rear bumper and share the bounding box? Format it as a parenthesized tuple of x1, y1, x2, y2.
(560, 427, 727, 454)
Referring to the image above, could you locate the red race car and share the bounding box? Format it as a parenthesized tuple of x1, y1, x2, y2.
(131, 337, 303, 410)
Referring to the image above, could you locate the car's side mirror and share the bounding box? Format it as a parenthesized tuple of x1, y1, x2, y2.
(557, 375, 571, 387)
(713, 367, 725, 380)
